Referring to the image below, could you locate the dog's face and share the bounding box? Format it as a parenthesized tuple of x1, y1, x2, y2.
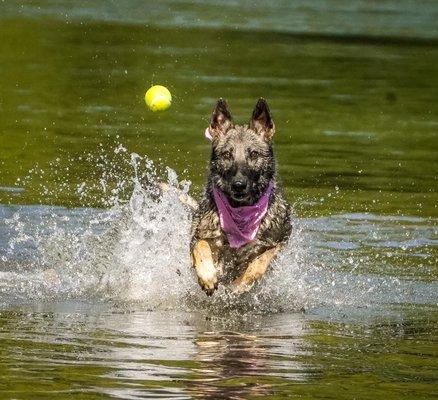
(206, 99, 276, 206)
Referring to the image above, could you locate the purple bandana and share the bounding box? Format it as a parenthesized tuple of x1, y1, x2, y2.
(213, 182, 273, 248)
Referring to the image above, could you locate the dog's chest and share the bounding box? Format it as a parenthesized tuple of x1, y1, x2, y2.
(217, 242, 260, 282)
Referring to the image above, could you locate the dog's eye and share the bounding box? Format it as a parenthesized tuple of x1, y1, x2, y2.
(249, 150, 260, 159)
(221, 151, 232, 159)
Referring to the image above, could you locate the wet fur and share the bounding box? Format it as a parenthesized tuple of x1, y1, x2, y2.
(191, 99, 291, 295)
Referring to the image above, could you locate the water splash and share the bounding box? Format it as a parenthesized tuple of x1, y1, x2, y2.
(1, 148, 437, 314)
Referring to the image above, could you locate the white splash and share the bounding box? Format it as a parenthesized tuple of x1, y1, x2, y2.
(1, 149, 437, 315)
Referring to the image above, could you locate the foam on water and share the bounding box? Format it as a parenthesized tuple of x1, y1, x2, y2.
(1, 149, 437, 314)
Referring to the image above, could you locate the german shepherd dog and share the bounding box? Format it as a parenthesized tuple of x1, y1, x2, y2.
(190, 99, 291, 296)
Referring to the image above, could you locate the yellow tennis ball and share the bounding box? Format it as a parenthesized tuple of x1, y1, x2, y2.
(145, 85, 172, 112)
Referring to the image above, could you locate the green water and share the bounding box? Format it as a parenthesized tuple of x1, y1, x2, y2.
(0, 306, 436, 400)
(0, 1, 437, 399)
(1, 5, 437, 216)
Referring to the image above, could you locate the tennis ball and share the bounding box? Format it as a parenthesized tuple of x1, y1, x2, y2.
(145, 85, 172, 112)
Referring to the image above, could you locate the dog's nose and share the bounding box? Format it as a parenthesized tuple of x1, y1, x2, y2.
(232, 180, 247, 192)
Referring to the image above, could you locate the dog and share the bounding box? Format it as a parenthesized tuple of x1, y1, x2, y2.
(190, 98, 291, 295)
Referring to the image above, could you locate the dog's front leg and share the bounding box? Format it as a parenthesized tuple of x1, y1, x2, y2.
(191, 240, 218, 296)
(231, 246, 280, 294)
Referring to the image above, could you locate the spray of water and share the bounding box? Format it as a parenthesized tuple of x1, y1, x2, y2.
(1, 146, 436, 314)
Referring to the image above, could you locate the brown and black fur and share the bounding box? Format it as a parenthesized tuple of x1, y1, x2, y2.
(190, 98, 291, 296)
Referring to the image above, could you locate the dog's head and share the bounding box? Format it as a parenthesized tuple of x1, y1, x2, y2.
(206, 98, 276, 207)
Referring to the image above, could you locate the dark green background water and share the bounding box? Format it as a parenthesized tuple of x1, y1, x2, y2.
(0, 1, 437, 399)
(1, 1, 437, 217)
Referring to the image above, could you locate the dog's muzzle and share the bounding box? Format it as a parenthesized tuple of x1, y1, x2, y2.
(230, 179, 249, 200)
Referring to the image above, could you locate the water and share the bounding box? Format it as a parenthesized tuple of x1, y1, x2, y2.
(1, 1, 437, 399)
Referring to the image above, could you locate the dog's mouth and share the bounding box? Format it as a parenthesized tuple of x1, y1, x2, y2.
(232, 191, 248, 200)
(229, 190, 252, 205)
(216, 180, 254, 206)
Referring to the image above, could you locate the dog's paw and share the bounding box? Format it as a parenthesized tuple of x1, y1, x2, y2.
(196, 264, 218, 296)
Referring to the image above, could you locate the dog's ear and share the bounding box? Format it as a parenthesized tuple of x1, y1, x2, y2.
(250, 98, 275, 140)
(205, 99, 233, 141)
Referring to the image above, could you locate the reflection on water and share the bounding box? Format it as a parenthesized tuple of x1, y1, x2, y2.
(0, 305, 436, 399)
(191, 317, 307, 399)
(0, 306, 307, 399)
